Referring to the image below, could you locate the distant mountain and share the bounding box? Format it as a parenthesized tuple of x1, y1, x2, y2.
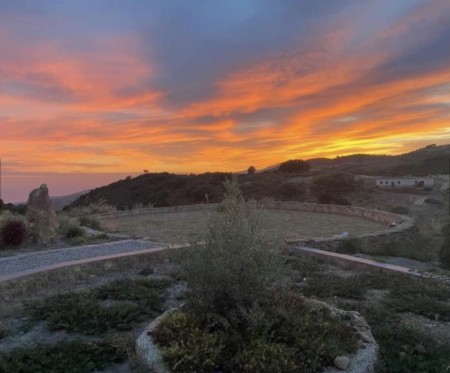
(66, 144, 450, 210)
(309, 144, 450, 176)
(51, 190, 90, 211)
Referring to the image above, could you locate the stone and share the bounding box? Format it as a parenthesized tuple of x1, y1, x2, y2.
(334, 356, 350, 370)
(358, 330, 373, 343)
(351, 315, 368, 328)
(25, 184, 59, 244)
(357, 340, 366, 349)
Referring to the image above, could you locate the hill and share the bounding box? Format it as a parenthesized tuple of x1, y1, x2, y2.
(66, 144, 449, 210)
(65, 172, 310, 210)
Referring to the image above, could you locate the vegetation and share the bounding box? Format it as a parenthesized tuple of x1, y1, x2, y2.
(311, 172, 357, 204)
(0, 338, 127, 373)
(177, 178, 287, 317)
(1, 218, 28, 247)
(154, 180, 357, 373)
(153, 295, 357, 373)
(247, 165, 256, 174)
(27, 278, 170, 334)
(390, 205, 409, 215)
(278, 159, 311, 173)
(78, 216, 103, 230)
(335, 237, 359, 254)
(64, 225, 85, 239)
(289, 256, 450, 372)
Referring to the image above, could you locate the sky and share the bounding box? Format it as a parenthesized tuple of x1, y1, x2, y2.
(1, 0, 450, 202)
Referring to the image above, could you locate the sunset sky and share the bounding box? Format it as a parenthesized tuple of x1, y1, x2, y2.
(1, 0, 450, 202)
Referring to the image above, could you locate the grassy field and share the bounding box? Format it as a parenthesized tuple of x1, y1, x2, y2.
(99, 209, 385, 243)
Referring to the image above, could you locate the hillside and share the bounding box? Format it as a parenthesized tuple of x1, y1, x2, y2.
(66, 172, 309, 210)
(66, 144, 449, 210)
(308, 144, 450, 175)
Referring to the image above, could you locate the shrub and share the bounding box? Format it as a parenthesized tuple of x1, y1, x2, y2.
(336, 238, 359, 254)
(390, 205, 409, 215)
(247, 165, 256, 175)
(1, 219, 28, 246)
(177, 177, 287, 319)
(0, 338, 127, 373)
(79, 216, 103, 230)
(234, 340, 298, 373)
(278, 159, 311, 174)
(278, 182, 305, 201)
(65, 225, 85, 238)
(27, 278, 170, 334)
(312, 172, 356, 203)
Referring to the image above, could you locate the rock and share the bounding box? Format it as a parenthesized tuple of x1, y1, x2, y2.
(26, 184, 59, 244)
(358, 330, 373, 343)
(357, 340, 366, 349)
(351, 315, 368, 328)
(334, 356, 350, 370)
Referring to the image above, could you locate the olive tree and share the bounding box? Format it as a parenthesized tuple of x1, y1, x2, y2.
(177, 178, 287, 320)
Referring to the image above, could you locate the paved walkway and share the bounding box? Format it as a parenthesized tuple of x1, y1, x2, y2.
(0, 240, 165, 283)
(1, 240, 448, 285)
(293, 246, 450, 284)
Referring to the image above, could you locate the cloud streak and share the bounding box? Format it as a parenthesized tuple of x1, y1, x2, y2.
(1, 0, 450, 200)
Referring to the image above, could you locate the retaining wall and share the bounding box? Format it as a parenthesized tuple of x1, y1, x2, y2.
(261, 201, 416, 253)
(98, 201, 416, 253)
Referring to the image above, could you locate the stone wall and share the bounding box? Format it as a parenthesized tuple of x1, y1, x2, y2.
(99, 201, 416, 254)
(260, 201, 416, 253)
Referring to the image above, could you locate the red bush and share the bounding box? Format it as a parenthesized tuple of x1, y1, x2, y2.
(1, 219, 28, 247)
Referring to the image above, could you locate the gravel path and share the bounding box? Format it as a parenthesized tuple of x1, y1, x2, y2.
(0, 240, 162, 280)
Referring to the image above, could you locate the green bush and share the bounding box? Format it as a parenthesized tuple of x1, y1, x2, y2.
(154, 295, 357, 373)
(384, 277, 450, 321)
(336, 238, 359, 254)
(234, 340, 298, 373)
(79, 216, 103, 230)
(1, 218, 28, 247)
(27, 279, 170, 334)
(390, 205, 409, 215)
(65, 224, 84, 239)
(312, 172, 356, 203)
(177, 177, 287, 319)
(0, 338, 126, 373)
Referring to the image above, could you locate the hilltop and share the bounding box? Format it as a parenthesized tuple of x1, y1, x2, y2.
(66, 144, 450, 210)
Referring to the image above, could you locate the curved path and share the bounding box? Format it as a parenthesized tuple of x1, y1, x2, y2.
(1, 239, 448, 285)
(0, 239, 166, 283)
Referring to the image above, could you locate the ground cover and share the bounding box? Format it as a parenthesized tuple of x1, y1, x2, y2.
(0, 273, 177, 373)
(99, 208, 385, 244)
(288, 256, 450, 372)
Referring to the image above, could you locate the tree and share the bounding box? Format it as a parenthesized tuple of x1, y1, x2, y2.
(311, 172, 356, 204)
(278, 159, 311, 174)
(247, 166, 256, 175)
(177, 177, 286, 319)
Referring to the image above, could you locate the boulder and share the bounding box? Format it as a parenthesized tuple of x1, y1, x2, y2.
(26, 184, 59, 244)
(334, 356, 350, 370)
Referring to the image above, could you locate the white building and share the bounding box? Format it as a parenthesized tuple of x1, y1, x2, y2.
(376, 177, 434, 189)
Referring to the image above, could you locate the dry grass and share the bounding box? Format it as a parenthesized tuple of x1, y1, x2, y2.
(98, 209, 385, 244)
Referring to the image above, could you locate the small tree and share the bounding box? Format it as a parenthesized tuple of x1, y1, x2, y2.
(247, 166, 256, 175)
(178, 177, 286, 320)
(278, 159, 311, 174)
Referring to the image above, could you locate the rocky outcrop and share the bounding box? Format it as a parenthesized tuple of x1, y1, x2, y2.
(25, 184, 59, 244)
